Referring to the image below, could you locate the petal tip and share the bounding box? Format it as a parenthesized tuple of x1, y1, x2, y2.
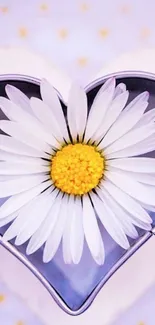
(141, 91, 149, 101)
(26, 245, 33, 255)
(5, 84, 12, 91)
(15, 237, 23, 246)
(43, 254, 50, 263)
(107, 77, 116, 86)
(2, 232, 11, 242)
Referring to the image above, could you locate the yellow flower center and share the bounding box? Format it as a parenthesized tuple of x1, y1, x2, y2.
(51, 143, 104, 195)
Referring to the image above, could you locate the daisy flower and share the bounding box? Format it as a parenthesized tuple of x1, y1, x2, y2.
(0, 77, 155, 266)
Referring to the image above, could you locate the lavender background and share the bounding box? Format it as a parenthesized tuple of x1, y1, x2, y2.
(111, 284, 155, 325)
(0, 0, 155, 324)
(0, 0, 155, 85)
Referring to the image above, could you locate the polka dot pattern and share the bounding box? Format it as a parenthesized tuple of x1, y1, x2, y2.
(80, 2, 90, 12)
(16, 321, 25, 325)
(0, 282, 43, 325)
(18, 27, 28, 38)
(58, 29, 68, 39)
(0, 294, 5, 303)
(0, 0, 154, 84)
(77, 56, 88, 67)
(99, 28, 109, 39)
(40, 3, 48, 11)
(110, 284, 155, 325)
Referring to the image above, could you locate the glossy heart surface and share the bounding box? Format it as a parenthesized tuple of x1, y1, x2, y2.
(0, 73, 155, 315)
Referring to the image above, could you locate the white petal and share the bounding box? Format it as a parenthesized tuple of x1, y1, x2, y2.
(15, 188, 57, 245)
(84, 78, 115, 142)
(43, 194, 68, 263)
(67, 92, 77, 141)
(83, 195, 105, 265)
(123, 92, 149, 113)
(99, 187, 151, 231)
(2, 207, 28, 241)
(102, 179, 152, 223)
(90, 78, 115, 109)
(108, 167, 155, 186)
(0, 175, 20, 181)
(0, 211, 18, 227)
(127, 212, 152, 231)
(0, 135, 48, 158)
(40, 79, 70, 142)
(0, 162, 49, 175)
(75, 86, 88, 140)
(113, 83, 126, 98)
(62, 195, 74, 264)
(5, 84, 32, 114)
(142, 203, 155, 212)
(91, 192, 130, 248)
(98, 93, 148, 150)
(0, 180, 52, 219)
(93, 90, 129, 143)
(3, 197, 41, 242)
(106, 134, 155, 159)
(0, 150, 49, 165)
(0, 120, 51, 154)
(104, 124, 155, 155)
(105, 170, 155, 206)
(134, 108, 155, 128)
(108, 157, 155, 173)
(30, 97, 64, 142)
(70, 196, 84, 264)
(0, 96, 31, 121)
(0, 174, 49, 198)
(97, 188, 138, 239)
(0, 97, 58, 149)
(67, 83, 87, 141)
(26, 191, 63, 255)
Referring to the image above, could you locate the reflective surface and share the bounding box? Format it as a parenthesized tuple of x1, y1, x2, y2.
(0, 73, 155, 315)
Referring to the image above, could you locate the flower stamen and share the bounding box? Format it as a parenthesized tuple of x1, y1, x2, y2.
(51, 143, 104, 195)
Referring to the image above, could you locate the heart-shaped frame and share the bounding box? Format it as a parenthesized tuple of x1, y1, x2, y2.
(0, 71, 155, 315)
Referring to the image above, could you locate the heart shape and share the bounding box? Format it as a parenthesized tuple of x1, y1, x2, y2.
(0, 72, 155, 315)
